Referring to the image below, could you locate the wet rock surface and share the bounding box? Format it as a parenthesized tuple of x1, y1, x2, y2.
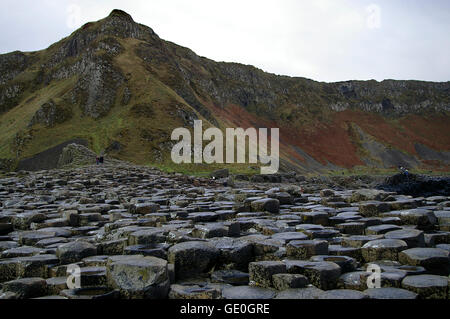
(0, 163, 449, 299)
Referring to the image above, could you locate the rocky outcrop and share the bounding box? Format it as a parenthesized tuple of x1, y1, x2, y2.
(72, 54, 124, 118)
(378, 173, 450, 197)
(57, 143, 97, 168)
(0, 84, 23, 114)
(0, 51, 31, 85)
(16, 139, 88, 171)
(28, 100, 72, 127)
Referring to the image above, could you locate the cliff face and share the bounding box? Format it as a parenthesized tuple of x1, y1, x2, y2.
(0, 9, 449, 172)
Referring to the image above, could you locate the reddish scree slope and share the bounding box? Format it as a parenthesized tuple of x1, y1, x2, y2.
(207, 103, 450, 169)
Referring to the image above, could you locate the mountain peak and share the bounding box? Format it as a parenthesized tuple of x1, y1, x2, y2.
(107, 9, 135, 22)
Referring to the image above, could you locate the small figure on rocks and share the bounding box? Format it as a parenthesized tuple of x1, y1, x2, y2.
(398, 166, 409, 177)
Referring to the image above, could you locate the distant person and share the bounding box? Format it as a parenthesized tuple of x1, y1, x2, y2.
(96, 156, 100, 165)
(99, 156, 104, 164)
(398, 165, 409, 177)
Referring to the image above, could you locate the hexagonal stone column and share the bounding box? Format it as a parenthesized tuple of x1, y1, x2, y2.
(249, 261, 286, 288)
(167, 241, 219, 280)
(286, 240, 328, 259)
(385, 229, 425, 248)
(401, 274, 448, 299)
(56, 240, 97, 264)
(1, 277, 47, 299)
(399, 248, 450, 275)
(361, 239, 408, 262)
(106, 255, 169, 299)
(285, 260, 341, 290)
(250, 198, 280, 214)
(363, 287, 418, 299)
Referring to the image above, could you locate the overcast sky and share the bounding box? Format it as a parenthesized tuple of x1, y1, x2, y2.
(1, 0, 449, 82)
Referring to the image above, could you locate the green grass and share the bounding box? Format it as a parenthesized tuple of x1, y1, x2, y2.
(151, 161, 261, 177)
(325, 166, 450, 176)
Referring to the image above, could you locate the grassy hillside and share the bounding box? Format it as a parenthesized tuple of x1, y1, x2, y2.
(0, 9, 449, 174)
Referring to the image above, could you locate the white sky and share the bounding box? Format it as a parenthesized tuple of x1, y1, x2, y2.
(1, 0, 449, 82)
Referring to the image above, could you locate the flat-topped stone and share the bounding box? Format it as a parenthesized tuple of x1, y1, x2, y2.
(222, 286, 276, 299)
(361, 239, 408, 262)
(401, 274, 448, 299)
(364, 287, 418, 299)
(399, 248, 449, 275)
(385, 229, 425, 248)
(167, 241, 219, 280)
(106, 255, 169, 299)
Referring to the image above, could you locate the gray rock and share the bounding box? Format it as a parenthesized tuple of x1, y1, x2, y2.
(168, 241, 219, 280)
(168, 284, 222, 299)
(211, 270, 249, 286)
(1, 277, 47, 299)
(272, 273, 309, 290)
(275, 287, 324, 299)
(251, 198, 280, 214)
(361, 239, 408, 262)
(310, 255, 358, 273)
(285, 260, 341, 290)
(401, 274, 448, 299)
(318, 289, 369, 299)
(56, 241, 97, 264)
(210, 237, 253, 271)
(106, 255, 169, 299)
(385, 229, 425, 248)
(128, 228, 167, 245)
(129, 203, 160, 215)
(365, 224, 402, 235)
(60, 287, 120, 299)
(270, 232, 308, 243)
(222, 286, 276, 299)
(359, 201, 391, 217)
(1, 246, 44, 258)
(341, 235, 384, 248)
(286, 240, 328, 259)
(399, 248, 450, 275)
(383, 209, 438, 230)
(249, 261, 286, 288)
(364, 287, 418, 299)
(338, 271, 369, 290)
